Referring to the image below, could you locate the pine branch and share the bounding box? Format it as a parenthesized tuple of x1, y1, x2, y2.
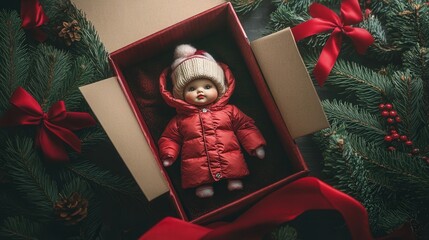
(27, 44, 71, 111)
(322, 100, 385, 144)
(0, 10, 29, 112)
(315, 126, 422, 234)
(361, 15, 402, 63)
(41, 0, 111, 80)
(267, 3, 309, 34)
(66, 159, 143, 201)
(74, 127, 107, 154)
(56, 56, 95, 111)
(390, 71, 428, 147)
(347, 133, 429, 201)
(321, 59, 395, 112)
(230, 0, 264, 15)
(58, 173, 92, 199)
(0, 189, 32, 220)
(2, 136, 58, 221)
(271, 0, 313, 11)
(383, 1, 428, 51)
(268, 224, 298, 240)
(0, 217, 42, 240)
(79, 198, 102, 240)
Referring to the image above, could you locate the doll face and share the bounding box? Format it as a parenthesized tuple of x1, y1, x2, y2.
(184, 79, 218, 106)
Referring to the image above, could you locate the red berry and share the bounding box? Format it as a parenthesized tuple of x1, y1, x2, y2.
(387, 118, 395, 124)
(381, 111, 390, 117)
(390, 130, 397, 134)
(395, 117, 401, 122)
(385, 103, 393, 110)
(389, 110, 397, 117)
(384, 136, 393, 142)
(400, 135, 408, 141)
(378, 103, 385, 110)
(422, 156, 428, 162)
(387, 146, 396, 151)
(392, 133, 400, 139)
(405, 140, 413, 146)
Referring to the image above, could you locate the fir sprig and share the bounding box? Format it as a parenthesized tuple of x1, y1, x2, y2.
(2, 136, 58, 221)
(390, 71, 428, 146)
(316, 125, 426, 234)
(40, 0, 111, 80)
(0, 216, 42, 240)
(66, 159, 143, 201)
(321, 100, 385, 144)
(0, 11, 29, 112)
(229, 0, 264, 15)
(324, 59, 394, 112)
(28, 44, 71, 111)
(56, 56, 95, 111)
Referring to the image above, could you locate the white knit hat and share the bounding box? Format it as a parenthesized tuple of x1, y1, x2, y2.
(171, 44, 226, 100)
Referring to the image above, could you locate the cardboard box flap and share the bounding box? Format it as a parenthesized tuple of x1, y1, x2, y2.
(73, 0, 224, 53)
(251, 28, 329, 139)
(79, 78, 169, 201)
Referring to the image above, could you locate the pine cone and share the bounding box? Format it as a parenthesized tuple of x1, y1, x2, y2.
(58, 20, 81, 46)
(54, 192, 88, 225)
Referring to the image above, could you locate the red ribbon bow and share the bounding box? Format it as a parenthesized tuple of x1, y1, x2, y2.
(20, 0, 49, 42)
(291, 0, 374, 86)
(0, 87, 96, 162)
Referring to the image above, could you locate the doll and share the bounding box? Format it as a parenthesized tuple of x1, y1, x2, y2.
(158, 44, 266, 198)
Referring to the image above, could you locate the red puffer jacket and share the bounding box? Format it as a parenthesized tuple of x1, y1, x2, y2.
(158, 63, 266, 189)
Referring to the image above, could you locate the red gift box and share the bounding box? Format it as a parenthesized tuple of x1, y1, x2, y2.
(80, 1, 328, 225)
(108, 3, 312, 223)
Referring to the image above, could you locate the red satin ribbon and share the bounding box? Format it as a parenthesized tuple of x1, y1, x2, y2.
(291, 0, 374, 86)
(20, 0, 49, 42)
(0, 87, 96, 162)
(139, 177, 374, 240)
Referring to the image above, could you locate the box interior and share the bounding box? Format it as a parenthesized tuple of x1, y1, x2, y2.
(110, 4, 307, 221)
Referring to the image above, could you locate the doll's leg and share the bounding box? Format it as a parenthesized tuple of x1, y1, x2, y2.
(195, 184, 214, 198)
(227, 179, 243, 191)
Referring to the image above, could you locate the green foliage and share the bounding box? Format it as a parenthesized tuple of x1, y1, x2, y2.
(41, 0, 111, 80)
(0, 216, 42, 240)
(322, 100, 385, 144)
(28, 44, 72, 110)
(266, 0, 429, 237)
(66, 159, 143, 201)
(268, 224, 298, 240)
(0, 10, 29, 112)
(2, 136, 58, 221)
(229, 0, 265, 15)
(0, 2, 143, 239)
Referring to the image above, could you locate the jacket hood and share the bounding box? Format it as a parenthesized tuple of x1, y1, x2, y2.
(159, 62, 235, 114)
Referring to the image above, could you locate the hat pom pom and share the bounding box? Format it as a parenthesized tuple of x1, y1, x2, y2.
(174, 44, 197, 59)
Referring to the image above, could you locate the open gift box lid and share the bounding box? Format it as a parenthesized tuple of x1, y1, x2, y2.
(76, 0, 329, 204)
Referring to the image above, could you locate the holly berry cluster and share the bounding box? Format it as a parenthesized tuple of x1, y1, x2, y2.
(379, 103, 422, 157)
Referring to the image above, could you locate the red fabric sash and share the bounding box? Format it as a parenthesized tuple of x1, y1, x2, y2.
(20, 0, 49, 42)
(0, 87, 96, 161)
(139, 177, 373, 240)
(291, 0, 374, 86)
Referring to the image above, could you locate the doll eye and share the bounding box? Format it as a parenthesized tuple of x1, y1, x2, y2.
(204, 84, 212, 89)
(188, 87, 195, 91)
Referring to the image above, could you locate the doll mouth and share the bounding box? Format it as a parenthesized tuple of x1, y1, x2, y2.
(197, 95, 205, 99)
